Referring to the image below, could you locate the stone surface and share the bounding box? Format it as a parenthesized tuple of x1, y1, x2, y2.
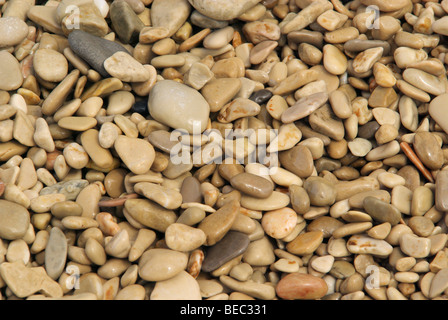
(104, 52, 150, 83)
(138, 248, 188, 282)
(151, 0, 191, 37)
(0, 16, 29, 47)
(202, 231, 250, 272)
(114, 135, 155, 174)
(165, 223, 207, 252)
(363, 196, 402, 226)
(147, 80, 210, 134)
(124, 199, 177, 232)
(0, 200, 30, 240)
(150, 271, 202, 300)
(0, 51, 23, 91)
(109, 0, 145, 44)
(68, 30, 130, 78)
(188, 0, 261, 21)
(0, 261, 63, 298)
(198, 200, 240, 246)
(45, 227, 68, 280)
(276, 273, 328, 300)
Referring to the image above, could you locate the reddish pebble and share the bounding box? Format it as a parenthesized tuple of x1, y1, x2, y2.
(276, 273, 328, 300)
(0, 181, 4, 197)
(45, 150, 63, 171)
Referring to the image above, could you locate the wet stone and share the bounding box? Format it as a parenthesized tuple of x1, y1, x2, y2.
(202, 231, 250, 272)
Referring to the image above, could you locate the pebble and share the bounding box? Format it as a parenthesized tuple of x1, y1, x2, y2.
(134, 182, 182, 210)
(219, 274, 276, 300)
(124, 199, 177, 232)
(0, 51, 23, 91)
(201, 78, 242, 112)
(45, 227, 68, 280)
(202, 231, 250, 272)
(150, 271, 202, 300)
(109, 0, 144, 44)
(165, 223, 206, 252)
(198, 199, 239, 246)
(138, 248, 188, 282)
(189, 0, 261, 21)
(0, 0, 447, 302)
(303, 176, 336, 207)
(261, 208, 297, 239)
(413, 132, 444, 170)
(147, 80, 210, 134)
(0, 16, 29, 47)
(243, 236, 275, 266)
(114, 135, 155, 174)
(347, 234, 393, 257)
(0, 200, 30, 240)
(281, 92, 328, 123)
(286, 231, 324, 256)
(278, 145, 314, 178)
(68, 30, 129, 78)
(151, 0, 191, 37)
(0, 261, 62, 298)
(240, 191, 290, 211)
(276, 273, 328, 300)
(400, 234, 431, 259)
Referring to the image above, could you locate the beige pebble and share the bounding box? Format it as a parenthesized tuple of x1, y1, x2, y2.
(323, 44, 347, 76)
(138, 248, 188, 282)
(165, 223, 206, 252)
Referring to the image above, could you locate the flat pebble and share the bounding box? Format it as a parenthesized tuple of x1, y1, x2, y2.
(276, 273, 328, 300)
(202, 231, 250, 272)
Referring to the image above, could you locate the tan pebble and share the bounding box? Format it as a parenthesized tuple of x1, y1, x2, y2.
(243, 236, 275, 267)
(104, 52, 150, 83)
(61, 216, 99, 230)
(138, 248, 188, 282)
(165, 223, 206, 252)
(58, 116, 97, 131)
(261, 208, 297, 239)
(367, 222, 391, 240)
(150, 271, 201, 300)
(322, 44, 347, 75)
(30, 194, 66, 213)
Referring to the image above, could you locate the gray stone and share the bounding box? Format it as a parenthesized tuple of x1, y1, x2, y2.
(68, 30, 130, 77)
(202, 231, 250, 272)
(40, 179, 89, 201)
(109, 0, 145, 44)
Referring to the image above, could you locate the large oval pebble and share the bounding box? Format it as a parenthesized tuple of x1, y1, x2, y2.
(147, 80, 210, 134)
(276, 273, 328, 300)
